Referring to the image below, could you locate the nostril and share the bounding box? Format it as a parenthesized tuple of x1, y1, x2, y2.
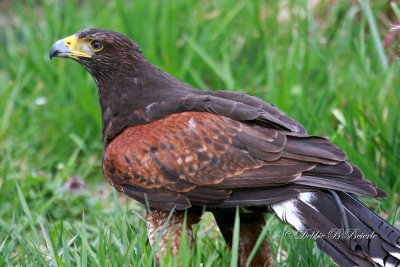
(66, 41, 71, 45)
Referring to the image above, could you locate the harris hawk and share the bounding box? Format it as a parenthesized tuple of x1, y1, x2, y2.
(49, 29, 400, 267)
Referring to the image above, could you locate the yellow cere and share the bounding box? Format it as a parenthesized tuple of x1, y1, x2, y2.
(64, 35, 92, 59)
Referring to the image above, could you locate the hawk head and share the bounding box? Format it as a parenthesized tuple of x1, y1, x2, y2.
(49, 28, 143, 85)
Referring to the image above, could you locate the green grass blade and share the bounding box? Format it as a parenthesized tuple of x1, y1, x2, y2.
(358, 0, 388, 70)
(38, 216, 59, 267)
(230, 207, 240, 267)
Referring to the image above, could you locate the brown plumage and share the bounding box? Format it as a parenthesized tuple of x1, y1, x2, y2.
(50, 28, 400, 267)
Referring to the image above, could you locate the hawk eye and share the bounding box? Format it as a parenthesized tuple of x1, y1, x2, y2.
(90, 40, 103, 51)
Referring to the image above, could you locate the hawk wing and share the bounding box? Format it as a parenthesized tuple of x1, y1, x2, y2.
(104, 90, 307, 143)
(104, 111, 382, 211)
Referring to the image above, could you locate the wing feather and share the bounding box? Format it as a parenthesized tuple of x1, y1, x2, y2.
(104, 111, 383, 210)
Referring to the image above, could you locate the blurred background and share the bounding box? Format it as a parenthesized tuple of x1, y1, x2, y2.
(0, 0, 399, 266)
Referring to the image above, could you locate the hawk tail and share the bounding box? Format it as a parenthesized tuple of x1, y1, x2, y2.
(272, 191, 400, 266)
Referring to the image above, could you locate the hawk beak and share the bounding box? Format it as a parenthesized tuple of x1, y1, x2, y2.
(49, 35, 92, 60)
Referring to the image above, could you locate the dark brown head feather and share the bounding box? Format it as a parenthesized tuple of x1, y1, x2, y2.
(77, 28, 143, 56)
(74, 28, 143, 86)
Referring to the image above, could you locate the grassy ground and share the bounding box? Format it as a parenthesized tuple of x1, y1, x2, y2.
(1, 0, 400, 266)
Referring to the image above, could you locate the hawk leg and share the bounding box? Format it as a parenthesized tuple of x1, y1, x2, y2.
(146, 208, 201, 259)
(212, 209, 273, 267)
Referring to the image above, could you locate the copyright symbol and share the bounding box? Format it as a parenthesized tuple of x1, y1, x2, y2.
(284, 230, 293, 239)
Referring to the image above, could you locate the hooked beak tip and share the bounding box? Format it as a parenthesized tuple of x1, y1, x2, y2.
(49, 38, 69, 60)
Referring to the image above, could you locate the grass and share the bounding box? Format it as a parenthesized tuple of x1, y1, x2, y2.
(0, 0, 400, 266)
